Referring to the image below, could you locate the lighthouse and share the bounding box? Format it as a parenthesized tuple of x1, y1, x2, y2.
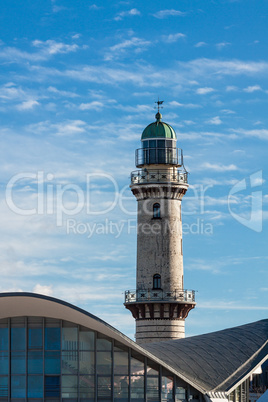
(124, 103, 196, 344)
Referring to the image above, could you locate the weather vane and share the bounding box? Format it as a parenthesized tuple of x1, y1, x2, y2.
(155, 98, 164, 113)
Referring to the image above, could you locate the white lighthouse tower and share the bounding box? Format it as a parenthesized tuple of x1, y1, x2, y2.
(124, 103, 196, 344)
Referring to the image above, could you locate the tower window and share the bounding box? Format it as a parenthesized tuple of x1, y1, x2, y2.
(153, 203, 161, 219)
(153, 274, 161, 289)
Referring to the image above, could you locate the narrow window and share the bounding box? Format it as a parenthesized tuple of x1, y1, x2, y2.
(153, 203, 161, 219)
(153, 274, 161, 289)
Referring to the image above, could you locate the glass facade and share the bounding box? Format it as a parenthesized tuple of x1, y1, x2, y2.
(0, 317, 190, 402)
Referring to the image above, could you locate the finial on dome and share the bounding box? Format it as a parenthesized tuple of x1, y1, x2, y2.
(155, 111, 162, 122)
(155, 98, 164, 122)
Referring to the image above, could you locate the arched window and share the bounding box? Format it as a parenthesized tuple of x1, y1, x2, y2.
(153, 274, 161, 289)
(153, 203, 161, 219)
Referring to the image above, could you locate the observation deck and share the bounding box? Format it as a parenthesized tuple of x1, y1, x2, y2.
(136, 147, 182, 167)
(124, 289, 195, 304)
(130, 169, 188, 185)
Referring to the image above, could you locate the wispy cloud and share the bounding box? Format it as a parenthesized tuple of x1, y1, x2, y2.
(162, 33, 186, 43)
(79, 101, 104, 111)
(243, 85, 262, 93)
(206, 116, 222, 125)
(32, 39, 79, 55)
(17, 99, 39, 111)
(201, 162, 239, 172)
(104, 37, 151, 61)
(216, 41, 231, 50)
(195, 41, 207, 48)
(196, 87, 215, 95)
(114, 8, 141, 21)
(153, 9, 186, 19)
(231, 128, 268, 140)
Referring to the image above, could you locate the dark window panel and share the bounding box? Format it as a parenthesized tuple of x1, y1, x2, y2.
(114, 350, 129, 375)
(11, 351, 26, 374)
(0, 352, 8, 375)
(28, 328, 43, 349)
(28, 350, 43, 374)
(45, 328, 61, 350)
(97, 352, 112, 375)
(79, 375, 95, 399)
(62, 327, 78, 351)
(44, 376, 60, 398)
(45, 351, 61, 374)
(114, 375, 129, 400)
(28, 375, 43, 398)
(0, 376, 8, 397)
(11, 376, 26, 398)
(96, 335, 112, 351)
(62, 375, 78, 398)
(11, 328, 25, 351)
(97, 376, 112, 400)
(0, 329, 8, 351)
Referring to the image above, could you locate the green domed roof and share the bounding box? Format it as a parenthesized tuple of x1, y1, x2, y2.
(141, 112, 177, 140)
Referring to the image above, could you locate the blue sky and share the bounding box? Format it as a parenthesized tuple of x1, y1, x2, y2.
(0, 0, 268, 339)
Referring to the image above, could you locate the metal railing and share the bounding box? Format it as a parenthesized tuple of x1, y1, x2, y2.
(125, 289, 195, 304)
(130, 169, 188, 185)
(136, 147, 182, 167)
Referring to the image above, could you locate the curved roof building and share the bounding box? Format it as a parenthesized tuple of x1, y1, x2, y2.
(0, 292, 267, 402)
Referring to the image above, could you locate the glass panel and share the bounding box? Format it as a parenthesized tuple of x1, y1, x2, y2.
(114, 375, 129, 401)
(62, 375, 78, 398)
(130, 375, 144, 401)
(79, 328, 95, 351)
(175, 386, 186, 402)
(28, 350, 43, 374)
(45, 328, 61, 350)
(114, 350, 128, 375)
(28, 328, 43, 349)
(142, 140, 148, 148)
(147, 376, 159, 401)
(11, 375, 26, 398)
(131, 355, 144, 375)
(0, 328, 8, 350)
(28, 375, 43, 398)
(11, 351, 26, 374)
(97, 376, 111, 400)
(166, 140, 173, 148)
(45, 351, 61, 374)
(79, 351, 95, 374)
(157, 140, 165, 148)
(11, 328, 25, 350)
(147, 360, 159, 376)
(149, 140, 156, 148)
(62, 351, 78, 374)
(0, 376, 8, 397)
(162, 376, 174, 401)
(79, 375, 95, 399)
(62, 327, 78, 350)
(96, 336, 111, 351)
(97, 351, 112, 375)
(157, 148, 166, 163)
(149, 149, 156, 164)
(0, 352, 8, 375)
(45, 375, 60, 397)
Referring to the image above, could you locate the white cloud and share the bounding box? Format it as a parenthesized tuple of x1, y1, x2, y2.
(104, 37, 151, 61)
(169, 101, 201, 109)
(221, 109, 235, 114)
(226, 85, 238, 92)
(47, 86, 79, 98)
(231, 128, 268, 140)
(17, 100, 39, 111)
(196, 87, 215, 95)
(79, 101, 104, 111)
(195, 41, 207, 48)
(243, 85, 262, 93)
(216, 42, 231, 50)
(153, 9, 186, 19)
(206, 116, 222, 125)
(32, 39, 78, 55)
(162, 33, 186, 43)
(201, 162, 239, 172)
(114, 8, 141, 21)
(33, 284, 53, 296)
(28, 119, 87, 136)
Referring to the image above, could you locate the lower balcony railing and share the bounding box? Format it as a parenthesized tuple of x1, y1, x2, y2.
(125, 289, 195, 304)
(130, 170, 188, 185)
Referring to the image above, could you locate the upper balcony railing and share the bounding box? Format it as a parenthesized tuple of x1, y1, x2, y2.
(125, 289, 195, 304)
(130, 169, 188, 185)
(136, 147, 182, 167)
